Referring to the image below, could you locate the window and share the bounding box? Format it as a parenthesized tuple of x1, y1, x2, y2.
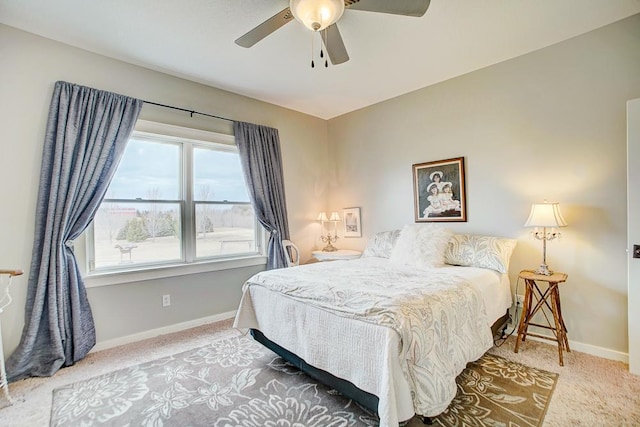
(87, 122, 262, 274)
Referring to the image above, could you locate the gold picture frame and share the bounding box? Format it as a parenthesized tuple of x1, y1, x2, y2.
(412, 157, 467, 222)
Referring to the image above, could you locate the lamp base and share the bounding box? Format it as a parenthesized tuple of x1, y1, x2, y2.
(320, 233, 339, 252)
(322, 243, 338, 252)
(535, 263, 554, 276)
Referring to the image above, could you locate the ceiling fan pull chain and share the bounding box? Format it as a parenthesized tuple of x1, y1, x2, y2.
(319, 15, 325, 61)
(323, 29, 329, 68)
(310, 31, 315, 68)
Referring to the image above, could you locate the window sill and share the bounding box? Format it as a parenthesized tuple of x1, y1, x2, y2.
(84, 255, 267, 288)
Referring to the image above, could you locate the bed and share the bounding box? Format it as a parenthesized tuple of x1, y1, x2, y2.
(234, 226, 516, 427)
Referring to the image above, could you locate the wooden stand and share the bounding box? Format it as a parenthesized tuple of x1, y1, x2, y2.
(514, 269, 570, 366)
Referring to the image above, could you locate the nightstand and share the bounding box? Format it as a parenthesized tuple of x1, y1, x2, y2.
(312, 249, 362, 262)
(514, 269, 570, 366)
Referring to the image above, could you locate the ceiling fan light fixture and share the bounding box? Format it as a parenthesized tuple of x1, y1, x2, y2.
(290, 0, 345, 32)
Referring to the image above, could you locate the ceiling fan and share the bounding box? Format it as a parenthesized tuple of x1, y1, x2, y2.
(235, 0, 431, 66)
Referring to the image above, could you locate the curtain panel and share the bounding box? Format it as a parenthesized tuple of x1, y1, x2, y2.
(233, 121, 290, 270)
(7, 81, 143, 381)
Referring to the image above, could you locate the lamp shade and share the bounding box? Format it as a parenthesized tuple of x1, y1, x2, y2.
(290, 0, 345, 32)
(524, 202, 567, 228)
(329, 211, 341, 221)
(317, 212, 329, 222)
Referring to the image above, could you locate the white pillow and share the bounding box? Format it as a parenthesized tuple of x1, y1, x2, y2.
(362, 230, 401, 258)
(390, 224, 452, 268)
(444, 234, 517, 273)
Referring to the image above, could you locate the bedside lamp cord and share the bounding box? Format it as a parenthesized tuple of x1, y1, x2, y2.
(493, 277, 522, 347)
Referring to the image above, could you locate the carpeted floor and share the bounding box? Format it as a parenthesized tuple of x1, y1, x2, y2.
(1, 318, 640, 426)
(489, 335, 640, 426)
(47, 334, 556, 426)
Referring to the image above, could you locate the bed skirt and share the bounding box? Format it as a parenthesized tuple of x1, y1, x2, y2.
(250, 329, 380, 412)
(249, 310, 509, 418)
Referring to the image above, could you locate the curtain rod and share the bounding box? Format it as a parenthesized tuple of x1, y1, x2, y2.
(142, 100, 234, 123)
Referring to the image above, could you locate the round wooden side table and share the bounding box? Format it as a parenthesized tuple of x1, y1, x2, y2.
(312, 249, 362, 262)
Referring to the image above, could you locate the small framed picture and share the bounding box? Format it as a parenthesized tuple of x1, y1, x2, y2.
(343, 207, 362, 237)
(412, 157, 467, 222)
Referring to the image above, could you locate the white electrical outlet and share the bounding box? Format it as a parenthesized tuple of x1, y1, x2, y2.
(162, 294, 171, 307)
(516, 294, 524, 306)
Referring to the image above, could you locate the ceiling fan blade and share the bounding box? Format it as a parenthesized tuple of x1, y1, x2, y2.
(321, 24, 349, 65)
(235, 7, 295, 48)
(345, 0, 430, 17)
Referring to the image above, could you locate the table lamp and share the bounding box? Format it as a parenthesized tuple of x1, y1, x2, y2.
(524, 201, 567, 275)
(317, 211, 340, 251)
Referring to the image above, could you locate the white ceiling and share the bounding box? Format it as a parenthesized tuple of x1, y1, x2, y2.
(2, 0, 640, 119)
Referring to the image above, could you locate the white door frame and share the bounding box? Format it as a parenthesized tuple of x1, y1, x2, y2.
(628, 98, 640, 375)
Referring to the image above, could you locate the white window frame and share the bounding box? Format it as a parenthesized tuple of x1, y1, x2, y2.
(80, 120, 266, 288)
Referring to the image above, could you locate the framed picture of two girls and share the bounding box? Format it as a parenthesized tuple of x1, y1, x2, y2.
(412, 156, 467, 222)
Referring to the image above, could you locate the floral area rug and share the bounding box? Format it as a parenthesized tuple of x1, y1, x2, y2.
(50, 334, 557, 426)
(433, 352, 557, 427)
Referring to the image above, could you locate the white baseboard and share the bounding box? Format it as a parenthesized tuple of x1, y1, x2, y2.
(514, 332, 629, 363)
(569, 339, 628, 363)
(506, 305, 628, 363)
(90, 309, 629, 364)
(91, 310, 236, 353)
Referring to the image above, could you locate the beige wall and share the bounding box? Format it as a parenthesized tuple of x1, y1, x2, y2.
(327, 14, 640, 356)
(0, 24, 329, 356)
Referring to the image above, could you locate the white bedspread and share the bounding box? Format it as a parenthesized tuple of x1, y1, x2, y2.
(234, 258, 510, 427)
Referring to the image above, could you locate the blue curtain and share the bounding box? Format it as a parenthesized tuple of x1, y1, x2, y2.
(7, 81, 142, 381)
(233, 121, 290, 270)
